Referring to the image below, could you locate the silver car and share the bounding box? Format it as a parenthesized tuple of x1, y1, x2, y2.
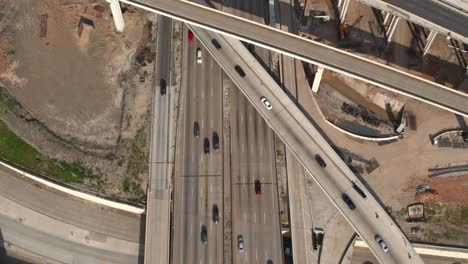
(238, 235, 244, 252)
(260, 96, 272, 110)
(375, 234, 389, 252)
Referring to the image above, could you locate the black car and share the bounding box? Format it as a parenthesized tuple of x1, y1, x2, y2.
(160, 79, 167, 95)
(194, 121, 200, 138)
(201, 225, 207, 245)
(235, 65, 246, 77)
(212, 132, 219, 150)
(204, 138, 210, 154)
(342, 193, 356, 210)
(213, 204, 219, 224)
(211, 39, 221, 49)
(315, 154, 326, 168)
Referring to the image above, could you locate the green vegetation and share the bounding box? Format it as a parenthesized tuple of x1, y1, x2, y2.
(0, 120, 101, 184)
(421, 203, 468, 243)
(122, 124, 148, 198)
(0, 87, 19, 114)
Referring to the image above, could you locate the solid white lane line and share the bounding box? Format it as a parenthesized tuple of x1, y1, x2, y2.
(210, 183, 213, 192)
(201, 119, 204, 128)
(211, 119, 213, 128)
(242, 144, 245, 153)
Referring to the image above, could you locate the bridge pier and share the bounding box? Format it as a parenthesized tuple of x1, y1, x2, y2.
(423, 30, 437, 56)
(386, 16, 400, 43)
(339, 0, 350, 22)
(107, 0, 125, 33)
(311, 66, 324, 93)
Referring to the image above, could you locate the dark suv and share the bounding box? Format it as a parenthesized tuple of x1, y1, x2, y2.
(235, 65, 246, 77)
(315, 154, 326, 168)
(204, 138, 210, 154)
(211, 39, 221, 49)
(213, 132, 219, 150)
(342, 193, 356, 210)
(213, 205, 219, 224)
(160, 79, 167, 95)
(201, 225, 207, 245)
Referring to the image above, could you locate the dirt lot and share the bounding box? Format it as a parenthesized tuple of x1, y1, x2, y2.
(0, 0, 159, 200)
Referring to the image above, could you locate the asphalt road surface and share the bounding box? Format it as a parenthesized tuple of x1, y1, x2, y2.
(145, 15, 172, 264)
(123, 0, 468, 117)
(352, 245, 468, 264)
(190, 26, 423, 263)
(172, 26, 224, 264)
(219, 0, 284, 263)
(0, 165, 143, 263)
(230, 81, 283, 264)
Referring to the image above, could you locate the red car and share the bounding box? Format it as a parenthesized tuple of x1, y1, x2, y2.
(254, 180, 261, 196)
(188, 30, 194, 42)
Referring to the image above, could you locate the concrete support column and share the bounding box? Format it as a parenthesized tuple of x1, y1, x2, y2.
(383, 12, 391, 26)
(312, 66, 324, 93)
(423, 30, 437, 55)
(386, 16, 400, 43)
(340, 0, 350, 22)
(107, 0, 125, 33)
(338, 0, 344, 8)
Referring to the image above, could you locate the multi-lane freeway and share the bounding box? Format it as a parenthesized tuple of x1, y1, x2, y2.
(172, 27, 224, 264)
(121, 0, 468, 117)
(220, 0, 284, 263)
(190, 24, 423, 263)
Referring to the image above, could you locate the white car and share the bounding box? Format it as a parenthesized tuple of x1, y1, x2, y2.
(260, 96, 272, 110)
(196, 48, 202, 64)
(238, 235, 244, 252)
(375, 235, 389, 253)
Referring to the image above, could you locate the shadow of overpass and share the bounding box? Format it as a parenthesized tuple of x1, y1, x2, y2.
(0, 227, 33, 264)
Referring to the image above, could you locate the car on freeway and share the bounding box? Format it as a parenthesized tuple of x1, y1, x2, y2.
(160, 79, 166, 95)
(211, 39, 221, 49)
(193, 121, 200, 138)
(213, 132, 219, 150)
(342, 193, 356, 210)
(314, 154, 326, 167)
(204, 138, 210, 154)
(213, 205, 219, 224)
(201, 225, 207, 245)
(254, 180, 261, 196)
(238, 235, 244, 252)
(375, 235, 389, 252)
(188, 30, 194, 42)
(260, 96, 272, 110)
(196, 48, 202, 64)
(235, 65, 246, 77)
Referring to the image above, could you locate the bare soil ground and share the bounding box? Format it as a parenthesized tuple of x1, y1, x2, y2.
(0, 0, 159, 200)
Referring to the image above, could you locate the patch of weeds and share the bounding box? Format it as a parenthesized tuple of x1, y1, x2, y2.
(126, 126, 149, 178)
(46, 160, 100, 184)
(122, 123, 149, 199)
(0, 119, 101, 184)
(0, 87, 19, 114)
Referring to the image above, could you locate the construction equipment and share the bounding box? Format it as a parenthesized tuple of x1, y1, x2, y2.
(339, 15, 363, 40)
